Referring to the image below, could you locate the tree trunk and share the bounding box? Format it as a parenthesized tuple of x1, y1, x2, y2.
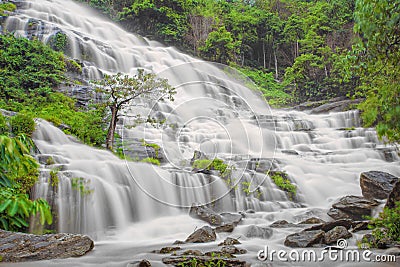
(106, 104, 118, 150)
(263, 40, 266, 69)
(274, 44, 279, 80)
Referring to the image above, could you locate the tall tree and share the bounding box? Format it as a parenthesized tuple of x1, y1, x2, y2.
(93, 70, 175, 150)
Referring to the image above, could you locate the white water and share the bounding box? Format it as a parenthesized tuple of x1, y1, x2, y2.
(3, 0, 400, 266)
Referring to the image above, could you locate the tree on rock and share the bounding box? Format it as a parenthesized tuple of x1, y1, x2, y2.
(93, 70, 175, 150)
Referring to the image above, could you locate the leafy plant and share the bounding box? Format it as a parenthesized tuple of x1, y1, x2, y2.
(71, 177, 94, 196)
(50, 32, 68, 52)
(367, 202, 400, 247)
(140, 157, 160, 166)
(10, 114, 35, 137)
(269, 171, 297, 200)
(0, 2, 16, 16)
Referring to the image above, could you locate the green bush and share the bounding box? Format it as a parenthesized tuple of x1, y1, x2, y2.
(10, 114, 35, 137)
(269, 171, 297, 200)
(0, 2, 16, 16)
(140, 157, 160, 166)
(368, 202, 400, 247)
(192, 158, 231, 177)
(0, 114, 8, 135)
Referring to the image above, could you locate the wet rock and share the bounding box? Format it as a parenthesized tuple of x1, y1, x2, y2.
(221, 246, 247, 255)
(153, 247, 181, 254)
(324, 226, 352, 245)
(218, 237, 241, 246)
(284, 230, 325, 248)
(216, 223, 235, 233)
(269, 220, 298, 228)
(352, 221, 369, 232)
(185, 226, 216, 243)
(360, 171, 398, 200)
(385, 247, 400, 257)
(305, 219, 353, 232)
(189, 204, 222, 226)
(299, 217, 326, 224)
(245, 225, 273, 239)
(162, 256, 248, 267)
(138, 259, 151, 267)
(310, 99, 363, 114)
(172, 240, 185, 245)
(385, 180, 400, 209)
(204, 251, 235, 258)
(328, 195, 379, 221)
(0, 230, 94, 262)
(281, 150, 299, 155)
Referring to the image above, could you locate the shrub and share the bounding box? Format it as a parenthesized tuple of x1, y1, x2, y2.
(0, 2, 16, 16)
(368, 202, 400, 247)
(10, 114, 35, 137)
(140, 157, 160, 166)
(269, 171, 297, 200)
(192, 158, 231, 177)
(0, 114, 8, 135)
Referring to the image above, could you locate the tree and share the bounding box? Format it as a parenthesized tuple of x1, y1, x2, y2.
(93, 70, 175, 150)
(354, 0, 400, 142)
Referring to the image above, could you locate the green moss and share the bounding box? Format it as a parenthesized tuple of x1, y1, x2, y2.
(0, 2, 16, 16)
(269, 171, 297, 200)
(140, 157, 160, 166)
(65, 58, 82, 73)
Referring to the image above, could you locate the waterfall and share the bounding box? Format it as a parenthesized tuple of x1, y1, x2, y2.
(5, 0, 400, 245)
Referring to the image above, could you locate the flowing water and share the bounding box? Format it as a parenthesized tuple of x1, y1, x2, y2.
(3, 0, 400, 266)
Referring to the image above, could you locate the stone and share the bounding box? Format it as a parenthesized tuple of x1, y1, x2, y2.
(162, 256, 248, 267)
(352, 221, 369, 232)
(324, 226, 352, 245)
(138, 259, 151, 267)
(269, 220, 298, 228)
(172, 240, 185, 245)
(310, 99, 363, 114)
(181, 250, 203, 256)
(328, 195, 379, 221)
(305, 219, 353, 232)
(360, 171, 398, 200)
(385, 180, 400, 209)
(221, 246, 247, 255)
(218, 237, 241, 246)
(220, 212, 243, 225)
(204, 251, 235, 258)
(0, 230, 94, 262)
(245, 225, 273, 239)
(216, 223, 235, 233)
(299, 217, 325, 224)
(284, 230, 325, 248)
(185, 226, 216, 243)
(189, 204, 222, 226)
(153, 247, 181, 254)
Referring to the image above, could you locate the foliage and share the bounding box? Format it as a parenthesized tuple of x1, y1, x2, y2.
(0, 114, 8, 135)
(140, 157, 160, 166)
(368, 202, 400, 247)
(269, 171, 296, 200)
(0, 2, 16, 16)
(10, 114, 35, 137)
(71, 177, 94, 196)
(192, 158, 231, 178)
(177, 256, 227, 267)
(0, 34, 65, 102)
(92, 70, 175, 150)
(353, 0, 400, 142)
(49, 32, 68, 52)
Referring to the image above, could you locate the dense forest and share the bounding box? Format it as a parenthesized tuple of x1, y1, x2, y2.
(79, 0, 399, 143)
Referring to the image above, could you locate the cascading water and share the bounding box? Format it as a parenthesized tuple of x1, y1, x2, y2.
(3, 0, 400, 266)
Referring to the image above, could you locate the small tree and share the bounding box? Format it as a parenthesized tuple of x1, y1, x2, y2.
(93, 70, 175, 150)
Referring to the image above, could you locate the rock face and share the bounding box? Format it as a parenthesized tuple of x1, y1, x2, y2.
(0, 230, 94, 262)
(245, 225, 273, 239)
(185, 226, 216, 243)
(189, 204, 222, 226)
(284, 230, 325, 248)
(386, 180, 400, 209)
(327, 195, 379, 220)
(306, 219, 353, 232)
(324, 226, 352, 245)
(360, 171, 398, 200)
(309, 98, 363, 114)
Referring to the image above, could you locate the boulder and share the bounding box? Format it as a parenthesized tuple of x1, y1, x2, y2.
(220, 212, 243, 225)
(299, 217, 325, 224)
(269, 220, 298, 228)
(360, 171, 398, 200)
(328, 195, 379, 221)
(309, 98, 363, 114)
(324, 226, 352, 245)
(138, 260, 151, 267)
(216, 223, 235, 233)
(189, 204, 222, 226)
(0, 230, 94, 262)
(284, 230, 325, 248)
(153, 247, 181, 254)
(181, 250, 203, 256)
(218, 237, 241, 246)
(385, 180, 400, 209)
(185, 226, 216, 243)
(220, 246, 247, 255)
(245, 225, 273, 239)
(352, 221, 369, 232)
(305, 219, 353, 232)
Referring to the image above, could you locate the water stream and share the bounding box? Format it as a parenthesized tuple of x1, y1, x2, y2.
(3, 0, 400, 266)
